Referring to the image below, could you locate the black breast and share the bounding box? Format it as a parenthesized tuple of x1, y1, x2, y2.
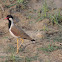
(8, 20, 11, 29)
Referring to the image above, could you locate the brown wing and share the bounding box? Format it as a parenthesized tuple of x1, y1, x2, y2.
(11, 25, 32, 40)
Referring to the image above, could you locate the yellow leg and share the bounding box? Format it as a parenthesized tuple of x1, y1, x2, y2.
(16, 38, 24, 54)
(18, 38, 24, 49)
(16, 38, 19, 54)
(16, 38, 25, 60)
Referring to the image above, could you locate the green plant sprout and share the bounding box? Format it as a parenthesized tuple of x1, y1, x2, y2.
(38, 44, 58, 52)
(17, 0, 24, 3)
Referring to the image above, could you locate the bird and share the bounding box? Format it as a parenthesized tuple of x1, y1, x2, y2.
(5, 15, 35, 53)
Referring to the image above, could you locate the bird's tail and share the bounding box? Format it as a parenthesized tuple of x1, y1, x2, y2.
(31, 39, 35, 41)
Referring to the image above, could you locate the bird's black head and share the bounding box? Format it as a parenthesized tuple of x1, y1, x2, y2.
(5, 15, 13, 28)
(6, 15, 13, 20)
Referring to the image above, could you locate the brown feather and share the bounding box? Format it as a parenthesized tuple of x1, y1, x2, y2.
(11, 25, 32, 40)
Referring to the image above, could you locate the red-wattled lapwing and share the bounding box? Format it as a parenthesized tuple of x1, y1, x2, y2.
(5, 15, 35, 53)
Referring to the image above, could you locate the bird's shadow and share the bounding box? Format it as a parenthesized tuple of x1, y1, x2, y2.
(19, 41, 39, 52)
(19, 43, 31, 52)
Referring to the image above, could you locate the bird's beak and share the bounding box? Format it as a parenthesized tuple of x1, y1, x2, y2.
(5, 18, 7, 19)
(5, 17, 9, 19)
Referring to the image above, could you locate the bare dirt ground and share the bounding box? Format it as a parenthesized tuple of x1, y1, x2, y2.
(0, 0, 62, 62)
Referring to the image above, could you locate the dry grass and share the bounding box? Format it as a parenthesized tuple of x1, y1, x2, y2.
(0, 0, 62, 62)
